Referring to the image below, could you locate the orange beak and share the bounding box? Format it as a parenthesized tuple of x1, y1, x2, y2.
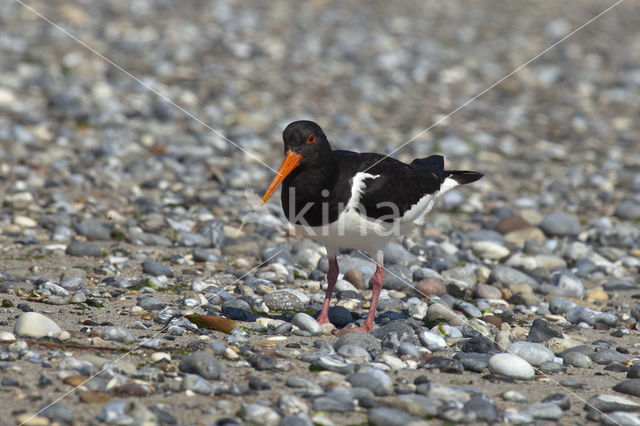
(260, 151, 303, 205)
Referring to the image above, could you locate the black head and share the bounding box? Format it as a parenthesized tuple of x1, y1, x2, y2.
(261, 120, 332, 205)
(282, 120, 332, 163)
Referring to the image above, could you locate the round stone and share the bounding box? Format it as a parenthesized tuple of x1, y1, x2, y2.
(14, 312, 63, 338)
(489, 353, 535, 380)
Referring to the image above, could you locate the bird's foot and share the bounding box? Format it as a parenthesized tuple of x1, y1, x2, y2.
(316, 315, 330, 325)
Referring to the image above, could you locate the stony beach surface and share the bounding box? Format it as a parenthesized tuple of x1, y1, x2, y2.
(1, 0, 640, 424)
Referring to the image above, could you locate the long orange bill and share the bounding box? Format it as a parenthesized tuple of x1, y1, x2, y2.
(260, 151, 303, 205)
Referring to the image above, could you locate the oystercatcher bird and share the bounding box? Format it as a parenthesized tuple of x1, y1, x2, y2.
(261, 120, 483, 332)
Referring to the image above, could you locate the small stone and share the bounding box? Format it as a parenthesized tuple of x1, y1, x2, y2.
(527, 318, 563, 343)
(346, 369, 393, 396)
(592, 347, 628, 365)
(562, 351, 592, 368)
(336, 344, 372, 363)
(249, 354, 278, 371)
(419, 330, 447, 351)
(334, 331, 382, 352)
(603, 279, 636, 291)
(474, 283, 502, 300)
(502, 390, 528, 402)
(548, 270, 584, 298)
(263, 290, 305, 311)
(542, 394, 571, 411)
(495, 215, 531, 234)
(615, 201, 640, 220)
(343, 269, 365, 289)
(14, 312, 63, 338)
(178, 351, 223, 380)
(489, 353, 535, 380)
(181, 374, 213, 395)
(414, 277, 447, 297)
(102, 326, 136, 344)
(539, 212, 581, 237)
(489, 266, 538, 289)
(425, 302, 466, 326)
(66, 241, 102, 257)
(241, 403, 281, 426)
(587, 394, 640, 412)
(471, 240, 510, 260)
(75, 219, 111, 240)
(291, 313, 321, 335)
(368, 407, 419, 426)
(507, 341, 555, 366)
(586, 288, 608, 301)
(613, 380, 640, 398)
(522, 402, 563, 420)
(141, 261, 174, 277)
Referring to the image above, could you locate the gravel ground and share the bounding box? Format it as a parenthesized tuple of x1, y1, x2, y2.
(1, 0, 640, 425)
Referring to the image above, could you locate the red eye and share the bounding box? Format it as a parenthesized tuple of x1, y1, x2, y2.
(306, 134, 316, 144)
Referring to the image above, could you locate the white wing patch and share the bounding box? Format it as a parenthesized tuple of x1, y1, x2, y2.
(346, 172, 379, 210)
(403, 176, 461, 224)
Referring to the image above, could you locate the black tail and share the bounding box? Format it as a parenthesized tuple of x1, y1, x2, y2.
(445, 170, 484, 185)
(411, 155, 483, 185)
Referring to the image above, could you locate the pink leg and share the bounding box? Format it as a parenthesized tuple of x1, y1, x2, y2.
(337, 263, 385, 333)
(316, 256, 338, 324)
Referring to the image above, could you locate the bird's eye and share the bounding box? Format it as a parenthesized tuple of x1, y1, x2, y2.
(306, 134, 316, 144)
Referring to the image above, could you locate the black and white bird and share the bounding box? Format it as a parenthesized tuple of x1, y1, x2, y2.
(261, 120, 483, 332)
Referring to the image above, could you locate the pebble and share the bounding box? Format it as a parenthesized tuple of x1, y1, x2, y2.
(548, 270, 584, 298)
(334, 331, 381, 352)
(241, 404, 281, 426)
(102, 326, 136, 344)
(562, 351, 592, 368)
(587, 393, 640, 412)
(14, 312, 63, 338)
(178, 351, 223, 380)
(414, 277, 447, 297)
(507, 341, 555, 366)
(368, 407, 419, 426)
(613, 380, 640, 397)
(141, 261, 174, 277)
(75, 219, 111, 241)
(65, 241, 102, 257)
(292, 313, 321, 335)
(418, 330, 447, 351)
(263, 290, 305, 311)
(346, 369, 393, 396)
(539, 212, 581, 237)
(488, 353, 535, 380)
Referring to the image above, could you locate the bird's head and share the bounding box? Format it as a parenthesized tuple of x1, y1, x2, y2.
(261, 120, 331, 204)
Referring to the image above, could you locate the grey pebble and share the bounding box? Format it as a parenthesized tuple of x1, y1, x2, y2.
(66, 240, 102, 257)
(291, 313, 321, 335)
(75, 219, 111, 241)
(181, 374, 213, 395)
(527, 318, 563, 342)
(137, 296, 166, 311)
(548, 269, 584, 298)
(522, 402, 564, 420)
(592, 347, 628, 365)
(102, 326, 136, 344)
(489, 266, 538, 289)
(539, 212, 581, 237)
(249, 353, 278, 371)
(263, 290, 305, 311)
(562, 351, 593, 368)
(141, 261, 174, 277)
(178, 351, 223, 380)
(334, 331, 381, 352)
(346, 369, 392, 396)
(368, 407, 420, 426)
